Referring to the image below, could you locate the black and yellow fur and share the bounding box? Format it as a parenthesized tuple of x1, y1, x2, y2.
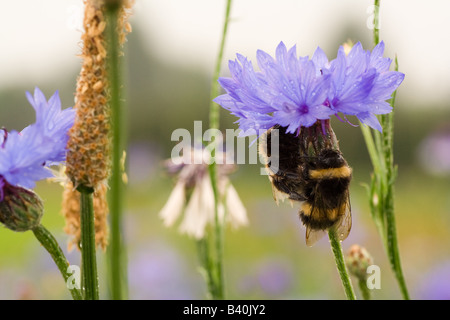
(260, 125, 352, 246)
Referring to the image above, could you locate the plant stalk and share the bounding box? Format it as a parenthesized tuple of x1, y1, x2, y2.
(328, 229, 356, 300)
(106, 0, 127, 300)
(32, 224, 83, 300)
(205, 0, 233, 300)
(365, 0, 410, 299)
(358, 279, 371, 300)
(79, 187, 99, 300)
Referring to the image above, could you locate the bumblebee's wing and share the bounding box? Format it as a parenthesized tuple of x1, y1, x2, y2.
(305, 227, 327, 247)
(305, 187, 352, 246)
(304, 198, 328, 246)
(334, 191, 352, 242)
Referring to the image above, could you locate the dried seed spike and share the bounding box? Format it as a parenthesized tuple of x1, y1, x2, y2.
(66, 0, 111, 190)
(66, 0, 134, 190)
(62, 180, 109, 251)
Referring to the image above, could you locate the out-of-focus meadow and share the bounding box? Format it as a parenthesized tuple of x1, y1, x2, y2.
(0, 0, 449, 299)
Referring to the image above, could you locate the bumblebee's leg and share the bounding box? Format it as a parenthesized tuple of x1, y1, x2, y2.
(283, 172, 307, 201)
(273, 179, 307, 201)
(289, 192, 307, 201)
(284, 172, 301, 179)
(272, 179, 293, 196)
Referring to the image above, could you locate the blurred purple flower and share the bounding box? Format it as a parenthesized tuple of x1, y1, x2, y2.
(237, 257, 293, 298)
(257, 259, 293, 296)
(418, 125, 450, 175)
(128, 242, 201, 299)
(214, 41, 404, 135)
(417, 260, 450, 299)
(0, 88, 74, 197)
(127, 142, 161, 184)
(0, 269, 34, 300)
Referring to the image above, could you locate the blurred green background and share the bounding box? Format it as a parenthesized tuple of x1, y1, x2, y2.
(0, 0, 449, 299)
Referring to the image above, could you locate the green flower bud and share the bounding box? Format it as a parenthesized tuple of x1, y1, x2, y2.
(0, 183, 43, 232)
(346, 244, 374, 281)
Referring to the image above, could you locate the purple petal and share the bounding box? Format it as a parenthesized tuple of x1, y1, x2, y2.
(275, 41, 289, 71)
(256, 49, 276, 72)
(311, 46, 329, 74)
(0, 88, 75, 191)
(214, 41, 404, 135)
(357, 112, 382, 132)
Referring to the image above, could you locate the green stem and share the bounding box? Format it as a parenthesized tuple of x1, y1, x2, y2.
(328, 229, 356, 300)
(385, 192, 409, 300)
(106, 0, 127, 300)
(360, 128, 387, 249)
(196, 238, 216, 299)
(209, 0, 233, 130)
(384, 57, 409, 300)
(32, 225, 83, 300)
(358, 279, 371, 300)
(360, 125, 382, 174)
(208, 165, 224, 300)
(370, 0, 409, 299)
(79, 187, 99, 300)
(382, 57, 409, 300)
(205, 0, 233, 300)
(373, 0, 380, 45)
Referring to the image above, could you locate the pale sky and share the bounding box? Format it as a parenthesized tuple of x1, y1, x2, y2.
(1, 0, 449, 108)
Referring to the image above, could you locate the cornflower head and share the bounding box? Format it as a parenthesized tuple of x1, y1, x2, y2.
(214, 41, 404, 135)
(159, 147, 248, 239)
(0, 88, 74, 231)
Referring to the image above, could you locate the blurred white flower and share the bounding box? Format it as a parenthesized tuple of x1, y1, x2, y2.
(159, 147, 248, 239)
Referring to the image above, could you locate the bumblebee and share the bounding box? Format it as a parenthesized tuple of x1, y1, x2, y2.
(260, 124, 352, 246)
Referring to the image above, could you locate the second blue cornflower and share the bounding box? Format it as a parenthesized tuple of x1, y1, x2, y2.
(214, 41, 404, 134)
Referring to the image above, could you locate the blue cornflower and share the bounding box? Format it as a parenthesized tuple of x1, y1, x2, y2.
(321, 41, 405, 131)
(214, 41, 404, 134)
(0, 88, 75, 198)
